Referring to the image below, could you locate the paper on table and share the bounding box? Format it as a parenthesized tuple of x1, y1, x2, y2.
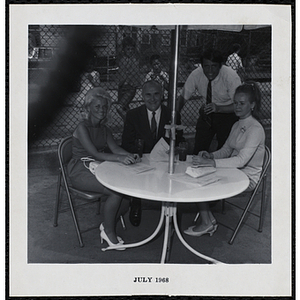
(185, 166, 216, 178)
(118, 163, 155, 174)
(191, 164, 214, 168)
(149, 137, 170, 162)
(171, 172, 220, 187)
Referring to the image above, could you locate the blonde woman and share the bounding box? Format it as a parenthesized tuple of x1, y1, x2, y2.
(68, 87, 139, 249)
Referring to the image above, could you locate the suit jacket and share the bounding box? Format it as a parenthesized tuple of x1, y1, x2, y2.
(121, 104, 183, 153)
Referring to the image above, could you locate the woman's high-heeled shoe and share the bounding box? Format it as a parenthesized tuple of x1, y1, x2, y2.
(99, 223, 124, 244)
(99, 223, 125, 251)
(184, 224, 218, 237)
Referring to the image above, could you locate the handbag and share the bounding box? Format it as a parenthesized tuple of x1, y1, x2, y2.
(81, 157, 102, 175)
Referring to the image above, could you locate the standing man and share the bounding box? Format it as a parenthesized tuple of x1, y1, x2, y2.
(122, 80, 183, 226)
(177, 49, 241, 154)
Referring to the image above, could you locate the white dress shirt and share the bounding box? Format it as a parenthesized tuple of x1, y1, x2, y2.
(181, 65, 241, 106)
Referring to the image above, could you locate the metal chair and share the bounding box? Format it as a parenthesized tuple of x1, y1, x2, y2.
(194, 145, 271, 245)
(53, 136, 125, 247)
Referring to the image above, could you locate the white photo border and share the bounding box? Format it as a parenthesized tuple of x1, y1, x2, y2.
(9, 3, 292, 297)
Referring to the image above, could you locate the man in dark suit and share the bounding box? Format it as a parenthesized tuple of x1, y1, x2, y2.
(121, 80, 183, 226)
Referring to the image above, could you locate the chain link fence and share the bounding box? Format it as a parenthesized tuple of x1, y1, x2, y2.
(28, 25, 271, 149)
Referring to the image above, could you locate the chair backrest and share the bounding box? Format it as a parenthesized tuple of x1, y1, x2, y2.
(250, 145, 270, 195)
(58, 136, 73, 168)
(261, 145, 271, 179)
(248, 145, 270, 196)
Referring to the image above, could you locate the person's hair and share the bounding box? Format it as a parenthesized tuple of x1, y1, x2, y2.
(122, 36, 136, 49)
(81, 87, 112, 123)
(232, 43, 241, 53)
(200, 49, 223, 66)
(150, 54, 161, 65)
(142, 80, 162, 95)
(234, 81, 261, 120)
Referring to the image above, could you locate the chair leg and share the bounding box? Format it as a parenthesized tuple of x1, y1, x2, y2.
(64, 185, 84, 247)
(228, 192, 256, 245)
(258, 176, 267, 232)
(53, 172, 62, 227)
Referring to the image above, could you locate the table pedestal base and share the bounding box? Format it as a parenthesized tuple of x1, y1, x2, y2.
(160, 203, 223, 264)
(102, 202, 224, 264)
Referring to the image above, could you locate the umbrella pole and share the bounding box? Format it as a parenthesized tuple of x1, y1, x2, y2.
(168, 26, 180, 174)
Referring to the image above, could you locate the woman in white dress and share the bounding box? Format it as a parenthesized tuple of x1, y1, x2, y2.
(184, 82, 265, 237)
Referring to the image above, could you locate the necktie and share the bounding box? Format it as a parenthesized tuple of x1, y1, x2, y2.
(151, 111, 157, 141)
(206, 80, 212, 104)
(205, 80, 212, 126)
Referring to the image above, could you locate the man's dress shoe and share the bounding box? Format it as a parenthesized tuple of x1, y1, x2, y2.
(129, 198, 142, 226)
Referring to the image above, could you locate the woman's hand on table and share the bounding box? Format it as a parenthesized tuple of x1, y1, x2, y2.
(118, 154, 138, 165)
(197, 151, 213, 159)
(133, 154, 142, 163)
(192, 154, 216, 167)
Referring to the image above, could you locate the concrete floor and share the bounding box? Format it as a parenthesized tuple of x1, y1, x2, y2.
(28, 132, 271, 264)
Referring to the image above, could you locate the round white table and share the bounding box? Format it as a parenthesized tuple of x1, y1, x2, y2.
(95, 155, 249, 264)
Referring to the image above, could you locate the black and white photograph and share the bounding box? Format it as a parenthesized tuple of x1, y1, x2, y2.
(9, 3, 292, 297)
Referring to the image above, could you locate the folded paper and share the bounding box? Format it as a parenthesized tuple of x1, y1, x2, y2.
(150, 137, 170, 162)
(119, 163, 155, 174)
(185, 166, 216, 178)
